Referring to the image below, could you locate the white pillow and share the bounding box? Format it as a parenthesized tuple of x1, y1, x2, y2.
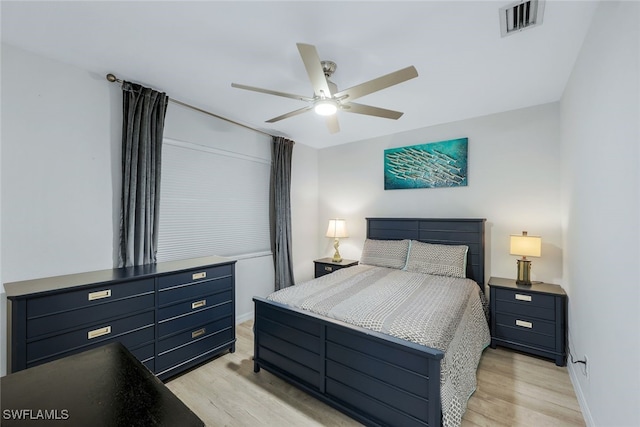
(405, 240, 468, 278)
(360, 239, 410, 269)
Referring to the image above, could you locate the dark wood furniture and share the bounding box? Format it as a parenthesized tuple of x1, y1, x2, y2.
(253, 218, 486, 427)
(313, 257, 359, 278)
(0, 342, 204, 426)
(6, 256, 236, 380)
(489, 276, 567, 366)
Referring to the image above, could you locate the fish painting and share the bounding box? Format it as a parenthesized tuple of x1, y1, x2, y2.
(384, 138, 468, 190)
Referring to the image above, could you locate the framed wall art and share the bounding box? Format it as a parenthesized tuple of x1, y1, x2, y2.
(384, 137, 468, 190)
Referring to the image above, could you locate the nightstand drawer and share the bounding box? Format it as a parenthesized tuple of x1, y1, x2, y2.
(494, 312, 556, 336)
(494, 289, 555, 320)
(316, 264, 338, 277)
(495, 322, 555, 350)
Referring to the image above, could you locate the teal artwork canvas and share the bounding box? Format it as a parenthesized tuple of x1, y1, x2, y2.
(384, 138, 468, 190)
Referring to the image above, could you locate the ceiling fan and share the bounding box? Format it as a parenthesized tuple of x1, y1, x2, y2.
(231, 43, 418, 134)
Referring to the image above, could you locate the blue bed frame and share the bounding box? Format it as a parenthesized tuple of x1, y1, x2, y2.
(253, 218, 486, 427)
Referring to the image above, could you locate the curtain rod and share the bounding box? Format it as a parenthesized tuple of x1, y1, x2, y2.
(106, 73, 274, 138)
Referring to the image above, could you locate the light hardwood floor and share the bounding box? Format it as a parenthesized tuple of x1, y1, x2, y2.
(167, 321, 585, 426)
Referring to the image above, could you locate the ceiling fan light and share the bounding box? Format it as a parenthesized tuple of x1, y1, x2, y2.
(314, 100, 337, 116)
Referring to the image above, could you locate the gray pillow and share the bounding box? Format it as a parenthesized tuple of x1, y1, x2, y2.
(360, 239, 410, 269)
(405, 240, 468, 278)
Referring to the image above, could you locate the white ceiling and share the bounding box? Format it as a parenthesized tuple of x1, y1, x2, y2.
(1, 1, 598, 148)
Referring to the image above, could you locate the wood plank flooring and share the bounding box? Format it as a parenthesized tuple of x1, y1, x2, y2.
(166, 321, 585, 426)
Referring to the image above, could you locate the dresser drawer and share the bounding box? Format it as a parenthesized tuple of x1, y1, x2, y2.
(158, 289, 232, 323)
(27, 278, 155, 318)
(157, 316, 233, 354)
(27, 311, 155, 365)
(494, 288, 555, 320)
(158, 276, 232, 307)
(156, 327, 234, 373)
(27, 293, 155, 339)
(158, 264, 233, 291)
(158, 301, 233, 338)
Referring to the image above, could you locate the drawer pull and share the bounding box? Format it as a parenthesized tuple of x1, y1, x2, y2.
(88, 326, 111, 339)
(192, 299, 207, 309)
(88, 289, 111, 301)
(324, 266, 333, 272)
(515, 319, 533, 329)
(192, 272, 207, 280)
(191, 328, 206, 339)
(515, 294, 532, 302)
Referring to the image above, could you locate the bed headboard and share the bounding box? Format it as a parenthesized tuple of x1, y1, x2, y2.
(366, 218, 486, 287)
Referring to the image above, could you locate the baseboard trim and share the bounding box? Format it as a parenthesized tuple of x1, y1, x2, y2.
(236, 311, 254, 325)
(567, 362, 594, 427)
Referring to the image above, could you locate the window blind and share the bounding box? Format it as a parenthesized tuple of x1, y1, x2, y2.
(156, 137, 271, 262)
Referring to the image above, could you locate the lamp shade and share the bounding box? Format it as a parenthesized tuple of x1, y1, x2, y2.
(510, 232, 541, 257)
(326, 219, 348, 238)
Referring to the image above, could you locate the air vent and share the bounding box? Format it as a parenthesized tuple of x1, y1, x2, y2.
(500, 0, 545, 37)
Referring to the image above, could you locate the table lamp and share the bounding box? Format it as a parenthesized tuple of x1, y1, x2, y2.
(326, 219, 348, 262)
(510, 231, 541, 285)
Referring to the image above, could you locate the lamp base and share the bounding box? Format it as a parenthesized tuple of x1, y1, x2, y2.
(515, 259, 532, 285)
(332, 238, 342, 263)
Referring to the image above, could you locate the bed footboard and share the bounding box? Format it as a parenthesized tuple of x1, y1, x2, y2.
(253, 297, 444, 427)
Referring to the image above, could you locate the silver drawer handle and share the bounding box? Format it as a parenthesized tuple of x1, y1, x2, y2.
(192, 299, 207, 309)
(88, 289, 111, 301)
(192, 272, 207, 280)
(324, 266, 333, 272)
(192, 328, 206, 339)
(515, 294, 532, 302)
(515, 319, 533, 329)
(88, 325, 111, 339)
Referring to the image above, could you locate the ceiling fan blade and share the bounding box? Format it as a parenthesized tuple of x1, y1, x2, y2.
(265, 105, 314, 123)
(333, 66, 418, 102)
(296, 43, 333, 98)
(325, 115, 340, 134)
(231, 83, 314, 102)
(342, 102, 404, 120)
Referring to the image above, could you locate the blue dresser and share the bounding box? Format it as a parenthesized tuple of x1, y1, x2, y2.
(6, 256, 236, 380)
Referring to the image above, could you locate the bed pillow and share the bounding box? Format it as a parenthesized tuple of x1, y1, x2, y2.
(405, 240, 468, 278)
(359, 239, 410, 269)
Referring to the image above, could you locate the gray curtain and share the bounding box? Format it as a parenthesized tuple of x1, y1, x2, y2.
(270, 136, 295, 290)
(119, 81, 169, 267)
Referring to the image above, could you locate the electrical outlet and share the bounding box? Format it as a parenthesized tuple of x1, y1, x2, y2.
(584, 355, 589, 380)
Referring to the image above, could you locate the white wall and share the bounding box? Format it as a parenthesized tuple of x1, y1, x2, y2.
(317, 103, 563, 286)
(1, 44, 119, 376)
(560, 2, 640, 426)
(290, 142, 319, 284)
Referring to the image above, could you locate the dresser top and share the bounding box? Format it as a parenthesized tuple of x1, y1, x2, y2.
(4, 255, 235, 298)
(488, 276, 566, 296)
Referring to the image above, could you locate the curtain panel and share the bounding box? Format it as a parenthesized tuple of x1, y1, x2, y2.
(270, 136, 295, 290)
(119, 81, 169, 267)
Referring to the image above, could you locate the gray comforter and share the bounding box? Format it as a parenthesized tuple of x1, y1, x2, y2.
(267, 264, 491, 427)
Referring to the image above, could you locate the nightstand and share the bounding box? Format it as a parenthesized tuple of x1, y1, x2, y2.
(488, 276, 567, 366)
(314, 258, 358, 278)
